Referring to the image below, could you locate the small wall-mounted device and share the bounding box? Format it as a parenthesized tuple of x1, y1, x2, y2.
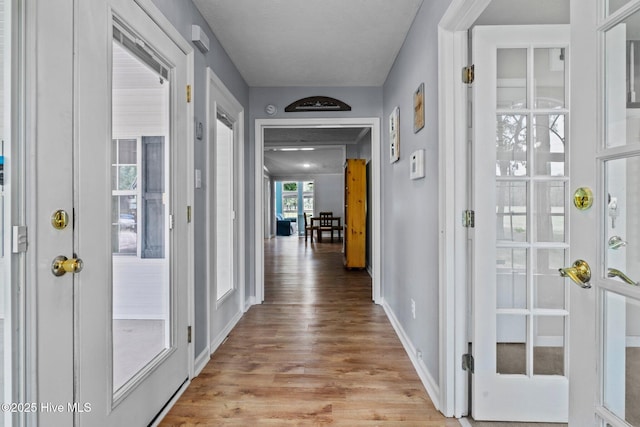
(191, 25, 210, 53)
(265, 104, 278, 116)
(410, 149, 425, 180)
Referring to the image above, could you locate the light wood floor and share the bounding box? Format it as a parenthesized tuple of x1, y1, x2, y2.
(160, 236, 459, 426)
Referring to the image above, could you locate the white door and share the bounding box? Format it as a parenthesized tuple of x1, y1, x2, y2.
(569, 1, 640, 425)
(34, 0, 192, 425)
(472, 25, 571, 422)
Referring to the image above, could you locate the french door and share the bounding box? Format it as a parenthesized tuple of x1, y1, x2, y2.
(472, 25, 571, 422)
(569, 1, 640, 425)
(34, 0, 192, 425)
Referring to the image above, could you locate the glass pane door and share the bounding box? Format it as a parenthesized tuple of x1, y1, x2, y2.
(495, 45, 569, 380)
(599, 5, 640, 425)
(111, 28, 170, 393)
(215, 112, 234, 301)
(472, 25, 570, 422)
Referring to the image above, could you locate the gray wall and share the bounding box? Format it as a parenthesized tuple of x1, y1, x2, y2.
(151, 0, 250, 360)
(313, 174, 343, 219)
(381, 0, 452, 383)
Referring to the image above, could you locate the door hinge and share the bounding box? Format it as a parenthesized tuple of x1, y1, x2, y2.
(462, 353, 474, 373)
(187, 326, 192, 343)
(186, 85, 192, 103)
(169, 214, 175, 230)
(462, 64, 474, 85)
(462, 210, 475, 228)
(187, 205, 192, 223)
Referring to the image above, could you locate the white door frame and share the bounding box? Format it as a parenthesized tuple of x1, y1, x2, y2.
(254, 118, 381, 305)
(437, 0, 493, 418)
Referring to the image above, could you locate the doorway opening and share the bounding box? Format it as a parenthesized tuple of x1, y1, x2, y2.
(254, 118, 381, 305)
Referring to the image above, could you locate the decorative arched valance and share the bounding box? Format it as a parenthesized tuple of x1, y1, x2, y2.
(284, 96, 351, 112)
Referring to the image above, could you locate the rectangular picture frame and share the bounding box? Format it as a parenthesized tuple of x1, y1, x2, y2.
(389, 106, 400, 163)
(414, 83, 424, 133)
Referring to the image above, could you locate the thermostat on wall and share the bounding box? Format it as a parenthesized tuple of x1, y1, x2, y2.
(410, 149, 425, 180)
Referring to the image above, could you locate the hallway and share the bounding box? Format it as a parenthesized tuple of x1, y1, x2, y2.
(160, 236, 458, 425)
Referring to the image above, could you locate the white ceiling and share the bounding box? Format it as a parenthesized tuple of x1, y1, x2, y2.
(474, 0, 569, 25)
(264, 127, 368, 176)
(192, 0, 424, 87)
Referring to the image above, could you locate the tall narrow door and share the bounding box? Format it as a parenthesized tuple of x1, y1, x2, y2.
(35, 0, 192, 425)
(569, 2, 640, 425)
(471, 25, 570, 422)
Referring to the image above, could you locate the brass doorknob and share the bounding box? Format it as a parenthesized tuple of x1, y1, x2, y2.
(51, 255, 84, 277)
(559, 259, 591, 289)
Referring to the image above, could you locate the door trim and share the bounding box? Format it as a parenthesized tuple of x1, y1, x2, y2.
(204, 66, 245, 364)
(254, 118, 381, 305)
(437, 0, 492, 418)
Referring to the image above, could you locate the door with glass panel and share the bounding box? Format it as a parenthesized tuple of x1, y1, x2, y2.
(570, 2, 640, 425)
(471, 25, 570, 422)
(36, 0, 192, 425)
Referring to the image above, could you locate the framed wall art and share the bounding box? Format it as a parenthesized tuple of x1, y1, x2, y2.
(414, 83, 424, 133)
(389, 106, 400, 163)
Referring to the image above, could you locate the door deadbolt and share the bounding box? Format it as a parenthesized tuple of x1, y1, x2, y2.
(51, 210, 70, 230)
(51, 255, 83, 277)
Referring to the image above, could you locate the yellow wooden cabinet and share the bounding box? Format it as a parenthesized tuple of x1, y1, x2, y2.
(344, 159, 367, 268)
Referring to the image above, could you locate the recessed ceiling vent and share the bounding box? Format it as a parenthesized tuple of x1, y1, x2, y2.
(284, 96, 351, 112)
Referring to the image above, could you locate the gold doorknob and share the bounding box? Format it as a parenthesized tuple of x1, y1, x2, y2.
(559, 259, 591, 289)
(51, 255, 84, 277)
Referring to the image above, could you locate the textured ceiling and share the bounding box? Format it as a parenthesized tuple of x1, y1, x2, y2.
(193, 0, 424, 87)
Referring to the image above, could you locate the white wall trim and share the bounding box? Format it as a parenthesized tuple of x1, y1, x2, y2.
(193, 347, 210, 377)
(382, 300, 441, 410)
(209, 310, 242, 356)
(135, 0, 192, 54)
(437, 0, 491, 418)
(244, 296, 256, 312)
(254, 118, 381, 305)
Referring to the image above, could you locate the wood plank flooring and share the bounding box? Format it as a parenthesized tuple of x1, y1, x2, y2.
(160, 236, 458, 426)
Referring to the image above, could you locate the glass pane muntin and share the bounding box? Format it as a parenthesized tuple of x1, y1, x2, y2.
(494, 44, 569, 378)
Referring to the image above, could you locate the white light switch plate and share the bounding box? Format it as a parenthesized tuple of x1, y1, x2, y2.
(410, 149, 425, 180)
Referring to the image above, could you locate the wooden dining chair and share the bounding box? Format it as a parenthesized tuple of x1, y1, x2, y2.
(304, 212, 317, 242)
(318, 212, 334, 242)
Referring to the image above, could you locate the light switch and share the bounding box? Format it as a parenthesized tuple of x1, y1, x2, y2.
(410, 149, 425, 180)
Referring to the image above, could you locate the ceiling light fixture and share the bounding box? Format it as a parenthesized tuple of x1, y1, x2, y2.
(303, 163, 311, 168)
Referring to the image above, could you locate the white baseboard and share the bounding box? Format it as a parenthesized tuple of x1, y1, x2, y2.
(210, 310, 243, 355)
(245, 296, 256, 312)
(382, 300, 441, 411)
(458, 417, 473, 427)
(194, 347, 210, 377)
